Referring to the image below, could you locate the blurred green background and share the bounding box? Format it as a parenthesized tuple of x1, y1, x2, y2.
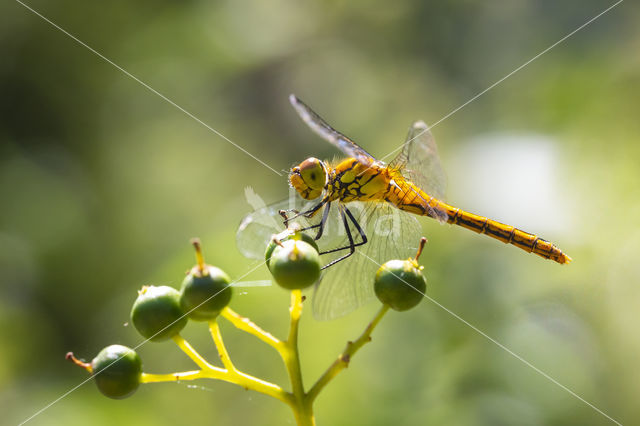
(2, 0, 639, 425)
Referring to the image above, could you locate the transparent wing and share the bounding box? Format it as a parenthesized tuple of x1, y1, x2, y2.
(236, 196, 351, 260)
(236, 197, 314, 260)
(237, 194, 424, 321)
(289, 94, 376, 167)
(400, 179, 449, 224)
(312, 201, 422, 321)
(389, 121, 447, 201)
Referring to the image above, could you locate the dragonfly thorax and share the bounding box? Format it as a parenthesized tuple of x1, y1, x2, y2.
(289, 157, 328, 200)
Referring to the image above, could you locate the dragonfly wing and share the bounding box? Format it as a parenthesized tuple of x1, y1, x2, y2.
(237, 195, 424, 320)
(289, 95, 376, 167)
(236, 192, 349, 259)
(389, 121, 447, 201)
(312, 201, 422, 320)
(400, 179, 449, 225)
(236, 197, 317, 260)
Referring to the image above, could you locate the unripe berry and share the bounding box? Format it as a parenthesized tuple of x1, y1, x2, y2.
(131, 285, 187, 341)
(269, 239, 321, 290)
(265, 229, 318, 268)
(91, 345, 142, 399)
(180, 265, 232, 321)
(374, 238, 428, 311)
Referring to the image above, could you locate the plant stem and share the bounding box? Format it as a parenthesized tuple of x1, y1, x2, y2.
(172, 334, 214, 370)
(221, 307, 284, 352)
(282, 290, 315, 426)
(165, 333, 293, 405)
(286, 290, 305, 398)
(141, 367, 292, 404)
(65, 352, 92, 372)
(141, 370, 206, 382)
(191, 238, 206, 274)
(209, 319, 235, 371)
(138, 293, 387, 425)
(306, 305, 390, 403)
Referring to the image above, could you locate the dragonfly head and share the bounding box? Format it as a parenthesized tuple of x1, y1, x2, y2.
(289, 157, 328, 200)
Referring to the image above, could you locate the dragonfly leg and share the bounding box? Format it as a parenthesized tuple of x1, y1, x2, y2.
(300, 198, 327, 219)
(293, 202, 331, 239)
(319, 206, 368, 269)
(314, 202, 331, 240)
(278, 209, 301, 228)
(279, 196, 331, 234)
(279, 196, 328, 224)
(321, 206, 355, 269)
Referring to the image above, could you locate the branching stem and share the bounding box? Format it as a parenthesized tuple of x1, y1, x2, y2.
(132, 290, 388, 426)
(161, 334, 293, 405)
(221, 307, 284, 352)
(306, 305, 389, 403)
(209, 320, 235, 371)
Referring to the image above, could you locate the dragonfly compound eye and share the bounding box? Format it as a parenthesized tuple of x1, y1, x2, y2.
(289, 157, 327, 200)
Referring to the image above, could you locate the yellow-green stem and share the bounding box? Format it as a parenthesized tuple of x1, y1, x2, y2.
(172, 334, 214, 370)
(191, 238, 206, 273)
(209, 319, 235, 371)
(286, 291, 305, 398)
(306, 305, 389, 403)
(224, 293, 313, 425)
(141, 367, 292, 404)
(221, 307, 284, 353)
(164, 334, 292, 405)
(283, 290, 314, 426)
(141, 370, 209, 383)
(137, 291, 387, 426)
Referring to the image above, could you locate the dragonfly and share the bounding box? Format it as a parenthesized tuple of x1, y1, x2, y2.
(237, 94, 571, 320)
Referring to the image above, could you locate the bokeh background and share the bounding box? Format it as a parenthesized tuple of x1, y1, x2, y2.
(2, 0, 639, 425)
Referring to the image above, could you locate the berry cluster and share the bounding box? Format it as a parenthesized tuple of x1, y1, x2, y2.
(68, 231, 428, 425)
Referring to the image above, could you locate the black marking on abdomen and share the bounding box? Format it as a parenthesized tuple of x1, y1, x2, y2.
(485, 223, 513, 241)
(405, 202, 427, 213)
(457, 216, 484, 232)
(449, 208, 461, 224)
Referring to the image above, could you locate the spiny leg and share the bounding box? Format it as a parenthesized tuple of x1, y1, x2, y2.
(278, 209, 298, 228)
(319, 207, 367, 255)
(279, 197, 330, 236)
(320, 206, 368, 269)
(314, 202, 331, 240)
(321, 207, 355, 270)
(293, 202, 332, 239)
(279, 196, 328, 223)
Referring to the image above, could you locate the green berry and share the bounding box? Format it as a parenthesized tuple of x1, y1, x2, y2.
(131, 285, 187, 341)
(91, 345, 142, 399)
(269, 240, 321, 290)
(265, 229, 318, 267)
(180, 265, 232, 321)
(374, 259, 426, 311)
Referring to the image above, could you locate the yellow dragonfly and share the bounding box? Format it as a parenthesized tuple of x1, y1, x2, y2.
(237, 95, 571, 320)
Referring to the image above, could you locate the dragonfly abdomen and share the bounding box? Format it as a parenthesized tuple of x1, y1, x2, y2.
(387, 179, 448, 219)
(387, 179, 571, 264)
(446, 206, 572, 264)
